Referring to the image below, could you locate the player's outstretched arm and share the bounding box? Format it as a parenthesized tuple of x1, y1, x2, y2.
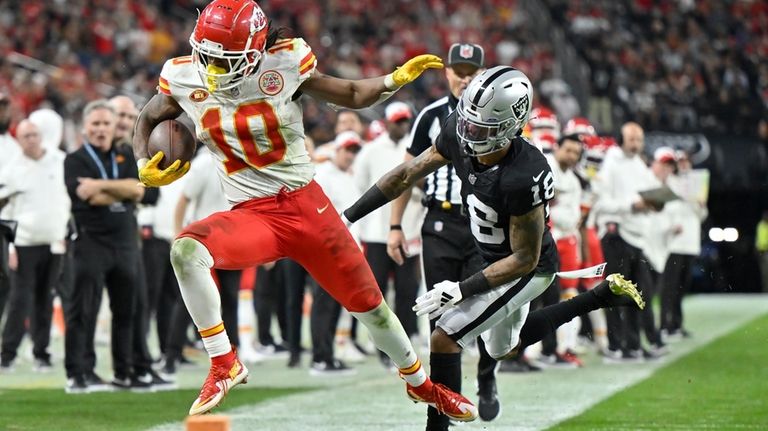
(461, 206, 545, 298)
(344, 145, 448, 223)
(300, 55, 443, 109)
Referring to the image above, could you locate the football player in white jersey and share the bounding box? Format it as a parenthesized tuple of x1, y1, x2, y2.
(132, 0, 477, 420)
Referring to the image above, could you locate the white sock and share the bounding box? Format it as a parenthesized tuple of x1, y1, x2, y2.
(200, 322, 232, 358)
(351, 301, 426, 386)
(171, 237, 231, 358)
(588, 309, 608, 350)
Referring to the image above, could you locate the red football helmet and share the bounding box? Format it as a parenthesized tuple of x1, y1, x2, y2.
(528, 107, 560, 131)
(189, 0, 269, 92)
(563, 117, 596, 137)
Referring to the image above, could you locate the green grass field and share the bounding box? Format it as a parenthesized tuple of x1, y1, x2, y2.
(1, 296, 766, 431)
(0, 387, 310, 431)
(551, 313, 768, 430)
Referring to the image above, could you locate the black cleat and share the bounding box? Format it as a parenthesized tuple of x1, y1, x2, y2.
(477, 378, 501, 421)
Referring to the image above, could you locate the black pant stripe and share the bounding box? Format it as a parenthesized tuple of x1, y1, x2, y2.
(449, 271, 536, 341)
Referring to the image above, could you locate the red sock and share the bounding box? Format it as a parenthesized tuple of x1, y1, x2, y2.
(211, 348, 236, 366)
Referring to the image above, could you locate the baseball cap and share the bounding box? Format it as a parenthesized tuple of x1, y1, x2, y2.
(447, 43, 485, 68)
(654, 146, 677, 164)
(334, 131, 362, 150)
(385, 102, 412, 123)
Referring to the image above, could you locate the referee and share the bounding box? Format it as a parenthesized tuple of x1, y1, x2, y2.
(386, 44, 499, 424)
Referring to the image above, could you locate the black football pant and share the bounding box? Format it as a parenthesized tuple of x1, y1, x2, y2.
(0, 234, 9, 324)
(601, 232, 661, 353)
(254, 261, 287, 346)
(64, 235, 137, 379)
(364, 242, 420, 338)
(216, 269, 241, 348)
(661, 253, 694, 332)
(310, 278, 342, 363)
(142, 236, 178, 355)
(283, 259, 309, 357)
(1, 246, 56, 363)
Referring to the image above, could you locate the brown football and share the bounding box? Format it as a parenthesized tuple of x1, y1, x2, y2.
(148, 120, 197, 170)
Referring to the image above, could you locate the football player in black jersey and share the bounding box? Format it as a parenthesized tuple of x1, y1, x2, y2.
(344, 66, 645, 430)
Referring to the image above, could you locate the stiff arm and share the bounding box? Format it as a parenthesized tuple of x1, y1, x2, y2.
(344, 145, 449, 222)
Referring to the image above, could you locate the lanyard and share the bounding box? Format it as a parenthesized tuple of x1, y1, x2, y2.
(83, 143, 118, 180)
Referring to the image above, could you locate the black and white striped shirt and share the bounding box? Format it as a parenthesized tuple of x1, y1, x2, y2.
(406, 94, 463, 205)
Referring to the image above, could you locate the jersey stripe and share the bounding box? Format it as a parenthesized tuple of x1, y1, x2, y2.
(299, 54, 316, 75)
(158, 77, 171, 95)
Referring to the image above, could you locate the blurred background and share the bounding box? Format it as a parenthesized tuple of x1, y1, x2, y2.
(2, 0, 765, 292)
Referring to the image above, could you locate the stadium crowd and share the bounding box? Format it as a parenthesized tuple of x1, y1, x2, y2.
(0, 0, 710, 401)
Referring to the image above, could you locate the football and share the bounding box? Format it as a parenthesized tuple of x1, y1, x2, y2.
(148, 119, 197, 170)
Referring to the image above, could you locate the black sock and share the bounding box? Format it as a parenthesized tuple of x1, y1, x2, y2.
(476, 337, 497, 385)
(426, 352, 461, 431)
(519, 290, 602, 350)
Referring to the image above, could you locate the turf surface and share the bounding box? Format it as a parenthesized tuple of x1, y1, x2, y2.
(0, 387, 311, 431)
(550, 314, 768, 430)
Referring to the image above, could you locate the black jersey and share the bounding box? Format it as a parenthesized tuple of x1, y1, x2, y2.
(435, 113, 559, 274)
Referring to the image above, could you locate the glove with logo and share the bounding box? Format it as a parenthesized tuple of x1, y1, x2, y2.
(412, 280, 463, 320)
(385, 55, 444, 90)
(137, 151, 190, 187)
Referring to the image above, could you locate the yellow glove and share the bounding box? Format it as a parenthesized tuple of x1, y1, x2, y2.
(386, 54, 444, 89)
(138, 151, 190, 187)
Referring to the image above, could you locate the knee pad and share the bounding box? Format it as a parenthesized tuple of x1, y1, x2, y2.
(170, 237, 213, 275)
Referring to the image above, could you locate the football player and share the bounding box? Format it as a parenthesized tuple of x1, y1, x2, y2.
(132, 0, 476, 420)
(344, 67, 645, 430)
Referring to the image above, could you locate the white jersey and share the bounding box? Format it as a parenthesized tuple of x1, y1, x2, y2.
(159, 38, 318, 204)
(545, 154, 582, 241)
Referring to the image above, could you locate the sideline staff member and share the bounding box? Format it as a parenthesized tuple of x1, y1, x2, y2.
(63, 100, 144, 393)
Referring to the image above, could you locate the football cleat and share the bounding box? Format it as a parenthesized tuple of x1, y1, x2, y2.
(406, 382, 478, 422)
(606, 273, 646, 309)
(188, 355, 249, 415)
(477, 378, 501, 421)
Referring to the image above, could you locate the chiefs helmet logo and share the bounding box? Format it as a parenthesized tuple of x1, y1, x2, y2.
(250, 5, 267, 34)
(189, 89, 210, 103)
(259, 70, 284, 95)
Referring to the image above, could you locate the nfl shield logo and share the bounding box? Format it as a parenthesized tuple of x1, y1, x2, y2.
(459, 45, 474, 59)
(468, 173, 477, 185)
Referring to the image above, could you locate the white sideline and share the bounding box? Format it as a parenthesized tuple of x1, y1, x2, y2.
(148, 295, 768, 431)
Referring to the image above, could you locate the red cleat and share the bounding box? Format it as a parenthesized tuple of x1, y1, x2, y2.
(188, 353, 249, 415)
(406, 382, 478, 422)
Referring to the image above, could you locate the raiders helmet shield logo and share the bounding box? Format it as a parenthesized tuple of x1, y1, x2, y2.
(259, 70, 284, 95)
(511, 93, 530, 121)
(189, 89, 209, 103)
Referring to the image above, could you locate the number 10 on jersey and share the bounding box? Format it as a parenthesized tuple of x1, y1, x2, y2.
(201, 101, 288, 174)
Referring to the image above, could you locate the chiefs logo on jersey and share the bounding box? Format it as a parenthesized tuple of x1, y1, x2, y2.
(259, 70, 284, 95)
(189, 89, 210, 103)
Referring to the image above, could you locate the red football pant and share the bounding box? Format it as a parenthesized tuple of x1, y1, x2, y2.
(582, 227, 606, 288)
(179, 180, 382, 313)
(556, 235, 581, 290)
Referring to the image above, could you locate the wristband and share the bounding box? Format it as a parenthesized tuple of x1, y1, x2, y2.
(137, 158, 149, 169)
(390, 224, 402, 231)
(458, 271, 492, 298)
(384, 73, 400, 91)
